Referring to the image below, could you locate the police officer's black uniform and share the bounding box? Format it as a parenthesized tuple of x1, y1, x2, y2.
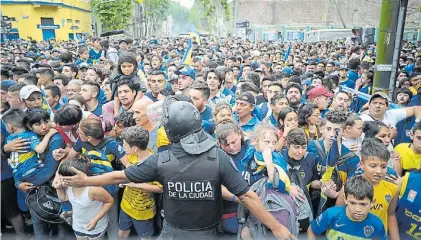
(124, 96, 250, 239)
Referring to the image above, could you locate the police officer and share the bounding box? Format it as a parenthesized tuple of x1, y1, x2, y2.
(62, 96, 296, 240)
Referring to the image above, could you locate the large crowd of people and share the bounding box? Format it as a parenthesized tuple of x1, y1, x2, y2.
(1, 35, 421, 240)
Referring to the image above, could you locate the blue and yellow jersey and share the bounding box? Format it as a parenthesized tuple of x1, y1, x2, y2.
(5, 131, 41, 182)
(253, 151, 290, 194)
(371, 179, 398, 232)
(73, 138, 126, 175)
(311, 206, 387, 239)
(308, 140, 360, 183)
(394, 143, 421, 173)
(397, 171, 421, 239)
(121, 153, 162, 220)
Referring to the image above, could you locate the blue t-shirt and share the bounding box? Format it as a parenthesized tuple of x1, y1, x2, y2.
(200, 105, 213, 122)
(233, 114, 260, 136)
(230, 85, 237, 94)
(146, 91, 159, 102)
(5, 131, 41, 184)
(53, 102, 63, 112)
(89, 48, 102, 61)
(359, 84, 372, 94)
(347, 69, 359, 82)
(73, 138, 126, 174)
(339, 79, 356, 89)
(311, 206, 387, 239)
(75, 58, 93, 66)
(90, 103, 103, 117)
(259, 102, 270, 119)
(98, 89, 107, 104)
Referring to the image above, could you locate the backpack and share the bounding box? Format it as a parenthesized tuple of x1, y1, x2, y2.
(239, 175, 299, 239)
(85, 136, 119, 172)
(26, 185, 63, 224)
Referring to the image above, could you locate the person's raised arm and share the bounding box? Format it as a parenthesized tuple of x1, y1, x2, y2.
(387, 185, 401, 240)
(34, 129, 57, 154)
(62, 168, 129, 187)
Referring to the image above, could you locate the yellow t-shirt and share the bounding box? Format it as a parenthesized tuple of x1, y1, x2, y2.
(370, 179, 398, 232)
(120, 154, 163, 220)
(394, 143, 421, 171)
(156, 126, 170, 149)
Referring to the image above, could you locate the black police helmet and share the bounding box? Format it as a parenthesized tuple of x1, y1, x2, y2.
(162, 96, 202, 143)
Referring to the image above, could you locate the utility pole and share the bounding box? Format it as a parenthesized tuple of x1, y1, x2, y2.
(373, 0, 406, 97)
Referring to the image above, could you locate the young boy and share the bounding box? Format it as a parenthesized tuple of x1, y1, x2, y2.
(44, 84, 62, 112)
(308, 175, 387, 239)
(341, 114, 363, 154)
(55, 157, 113, 240)
(336, 138, 400, 240)
(118, 126, 163, 238)
(75, 46, 93, 66)
(3, 108, 57, 187)
(355, 69, 373, 94)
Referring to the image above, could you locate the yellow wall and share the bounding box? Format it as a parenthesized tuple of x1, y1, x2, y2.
(2, 0, 93, 41)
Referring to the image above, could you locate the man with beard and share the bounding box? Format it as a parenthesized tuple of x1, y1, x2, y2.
(146, 70, 167, 102)
(285, 83, 303, 112)
(306, 87, 334, 119)
(330, 91, 351, 111)
(116, 79, 138, 113)
(175, 66, 195, 96)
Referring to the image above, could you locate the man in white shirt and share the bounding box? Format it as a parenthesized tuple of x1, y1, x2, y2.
(360, 92, 421, 127)
(360, 92, 421, 139)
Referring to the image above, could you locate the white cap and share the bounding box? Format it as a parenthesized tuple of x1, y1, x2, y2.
(20, 85, 41, 101)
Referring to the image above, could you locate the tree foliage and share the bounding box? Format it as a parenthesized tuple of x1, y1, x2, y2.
(143, 0, 170, 21)
(143, 0, 170, 36)
(91, 0, 133, 31)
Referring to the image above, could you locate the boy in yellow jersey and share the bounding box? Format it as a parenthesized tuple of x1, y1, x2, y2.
(118, 126, 163, 238)
(394, 121, 421, 176)
(336, 138, 400, 240)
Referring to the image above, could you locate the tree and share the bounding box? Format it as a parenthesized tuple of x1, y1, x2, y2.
(91, 0, 134, 31)
(195, 0, 231, 36)
(143, 0, 170, 37)
(166, 1, 190, 35)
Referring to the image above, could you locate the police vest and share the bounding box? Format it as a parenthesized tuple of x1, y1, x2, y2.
(157, 147, 222, 230)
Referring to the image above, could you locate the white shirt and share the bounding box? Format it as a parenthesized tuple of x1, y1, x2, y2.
(360, 108, 407, 128)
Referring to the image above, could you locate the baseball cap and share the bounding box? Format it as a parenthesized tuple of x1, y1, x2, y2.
(0, 80, 16, 91)
(236, 92, 256, 105)
(339, 64, 349, 70)
(20, 85, 41, 101)
(307, 87, 334, 100)
(79, 62, 90, 69)
(369, 92, 390, 105)
(175, 66, 196, 80)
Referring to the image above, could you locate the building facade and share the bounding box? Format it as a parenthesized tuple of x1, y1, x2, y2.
(2, 0, 93, 41)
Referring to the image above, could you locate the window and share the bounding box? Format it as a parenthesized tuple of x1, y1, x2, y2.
(67, 19, 73, 23)
(41, 17, 54, 25)
(75, 20, 80, 24)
